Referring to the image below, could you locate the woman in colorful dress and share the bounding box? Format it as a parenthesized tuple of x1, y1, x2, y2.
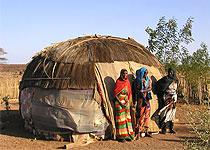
(114, 69, 134, 142)
(134, 67, 152, 139)
(156, 67, 178, 134)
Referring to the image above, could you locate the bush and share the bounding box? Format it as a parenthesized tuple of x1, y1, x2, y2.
(1, 96, 11, 115)
(184, 104, 210, 150)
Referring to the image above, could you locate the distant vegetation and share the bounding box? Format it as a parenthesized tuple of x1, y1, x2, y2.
(0, 64, 25, 99)
(0, 48, 7, 63)
(0, 64, 25, 73)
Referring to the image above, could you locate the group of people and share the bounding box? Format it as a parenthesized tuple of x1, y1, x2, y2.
(113, 67, 178, 142)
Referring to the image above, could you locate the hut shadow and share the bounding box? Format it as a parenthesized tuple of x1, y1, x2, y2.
(104, 76, 116, 139)
(150, 75, 162, 128)
(151, 75, 165, 110)
(0, 110, 35, 139)
(151, 75, 157, 95)
(104, 76, 115, 109)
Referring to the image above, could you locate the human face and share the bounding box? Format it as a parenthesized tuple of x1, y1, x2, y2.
(121, 70, 128, 80)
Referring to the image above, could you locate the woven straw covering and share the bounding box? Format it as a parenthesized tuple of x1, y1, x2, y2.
(20, 35, 163, 90)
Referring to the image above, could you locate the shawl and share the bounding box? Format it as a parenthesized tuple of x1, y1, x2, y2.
(114, 70, 131, 100)
(136, 67, 150, 91)
(156, 67, 179, 94)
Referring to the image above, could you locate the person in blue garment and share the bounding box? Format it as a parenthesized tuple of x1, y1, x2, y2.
(134, 67, 152, 139)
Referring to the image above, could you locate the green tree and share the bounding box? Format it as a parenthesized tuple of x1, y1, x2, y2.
(145, 16, 194, 66)
(181, 44, 210, 149)
(0, 48, 7, 62)
(178, 43, 210, 103)
(190, 43, 210, 102)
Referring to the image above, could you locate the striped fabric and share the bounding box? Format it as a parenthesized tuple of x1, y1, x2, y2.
(136, 100, 151, 133)
(159, 81, 177, 123)
(159, 93, 177, 123)
(115, 89, 134, 140)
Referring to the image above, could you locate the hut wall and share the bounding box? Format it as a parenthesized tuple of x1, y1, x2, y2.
(95, 61, 163, 132)
(20, 87, 108, 134)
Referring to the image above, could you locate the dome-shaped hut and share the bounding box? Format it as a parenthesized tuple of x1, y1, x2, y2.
(19, 35, 164, 140)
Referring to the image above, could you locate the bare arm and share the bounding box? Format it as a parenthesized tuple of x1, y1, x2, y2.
(115, 96, 127, 108)
(140, 79, 151, 93)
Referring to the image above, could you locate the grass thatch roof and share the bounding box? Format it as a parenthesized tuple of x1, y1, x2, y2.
(20, 35, 163, 90)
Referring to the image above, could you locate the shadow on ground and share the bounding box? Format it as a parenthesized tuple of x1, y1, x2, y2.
(179, 136, 202, 143)
(159, 139, 184, 142)
(0, 110, 35, 139)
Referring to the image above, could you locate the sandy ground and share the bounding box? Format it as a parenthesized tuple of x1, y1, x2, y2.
(0, 100, 197, 150)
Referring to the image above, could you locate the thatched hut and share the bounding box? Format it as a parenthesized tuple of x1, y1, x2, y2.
(19, 35, 164, 140)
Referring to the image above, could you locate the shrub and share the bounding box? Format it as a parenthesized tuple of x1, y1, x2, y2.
(1, 96, 11, 115)
(184, 104, 210, 150)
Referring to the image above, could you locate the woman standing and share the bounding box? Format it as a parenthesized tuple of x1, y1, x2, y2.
(134, 67, 152, 139)
(114, 69, 134, 142)
(156, 67, 178, 134)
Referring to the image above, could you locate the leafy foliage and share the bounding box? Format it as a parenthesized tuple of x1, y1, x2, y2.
(1, 96, 11, 115)
(0, 48, 7, 62)
(146, 16, 210, 102)
(145, 16, 194, 66)
(178, 43, 210, 102)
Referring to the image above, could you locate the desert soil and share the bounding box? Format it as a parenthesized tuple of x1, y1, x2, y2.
(0, 100, 197, 150)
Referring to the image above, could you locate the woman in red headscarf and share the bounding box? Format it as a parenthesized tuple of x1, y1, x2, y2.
(114, 69, 134, 142)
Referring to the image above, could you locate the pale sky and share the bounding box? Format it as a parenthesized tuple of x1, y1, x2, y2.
(0, 0, 210, 64)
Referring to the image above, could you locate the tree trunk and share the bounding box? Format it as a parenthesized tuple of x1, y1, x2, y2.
(188, 82, 192, 103)
(198, 79, 202, 104)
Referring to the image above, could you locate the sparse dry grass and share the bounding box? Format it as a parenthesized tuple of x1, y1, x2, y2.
(0, 64, 25, 99)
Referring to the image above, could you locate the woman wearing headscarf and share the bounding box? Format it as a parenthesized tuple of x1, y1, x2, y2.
(134, 67, 152, 139)
(114, 69, 134, 142)
(156, 67, 178, 134)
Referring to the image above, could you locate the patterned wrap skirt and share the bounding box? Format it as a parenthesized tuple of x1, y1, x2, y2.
(115, 90, 134, 140)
